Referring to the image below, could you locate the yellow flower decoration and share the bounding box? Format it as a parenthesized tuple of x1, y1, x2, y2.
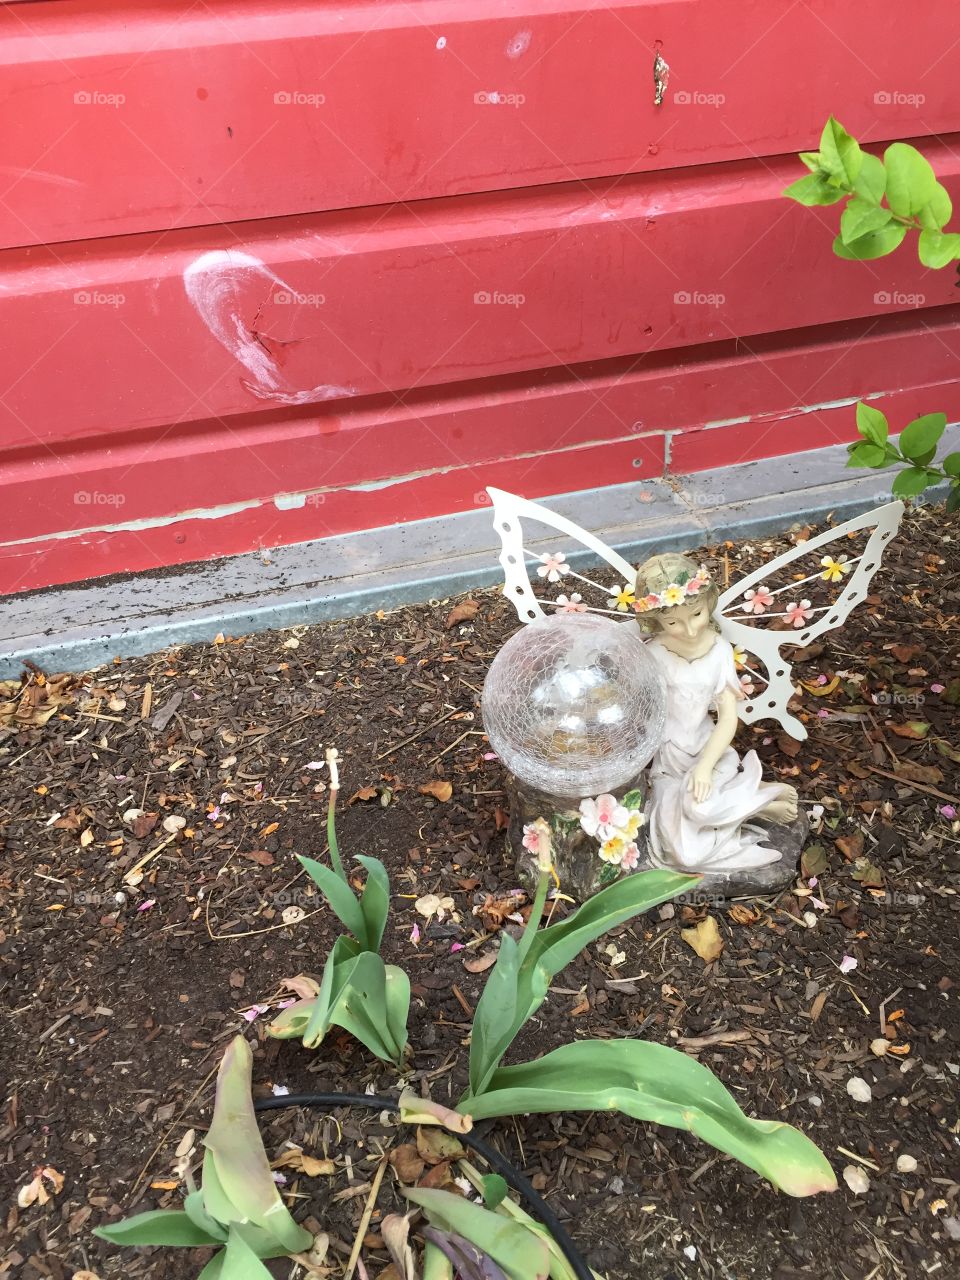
(599, 835, 627, 864)
(820, 555, 850, 583)
(610, 585, 636, 612)
(733, 646, 747, 669)
(662, 583, 685, 606)
(619, 811, 645, 840)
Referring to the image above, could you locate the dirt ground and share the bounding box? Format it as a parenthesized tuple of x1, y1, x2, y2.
(2, 505, 959, 1280)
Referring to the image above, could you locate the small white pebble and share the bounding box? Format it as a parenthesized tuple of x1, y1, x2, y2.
(683, 1245, 697, 1261)
(847, 1076, 872, 1103)
(114, 892, 127, 905)
(803, 911, 818, 928)
(871, 1037, 890, 1056)
(808, 1095, 822, 1108)
(843, 1165, 870, 1195)
(896, 1154, 918, 1173)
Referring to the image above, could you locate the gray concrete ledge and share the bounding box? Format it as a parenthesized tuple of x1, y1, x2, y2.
(2, 434, 955, 678)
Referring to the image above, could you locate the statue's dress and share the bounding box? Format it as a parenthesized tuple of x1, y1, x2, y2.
(646, 637, 783, 871)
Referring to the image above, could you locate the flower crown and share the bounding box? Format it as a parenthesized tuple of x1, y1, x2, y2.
(633, 564, 713, 613)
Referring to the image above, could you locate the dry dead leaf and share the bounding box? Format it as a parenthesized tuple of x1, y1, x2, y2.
(261, 821, 280, 837)
(462, 949, 498, 974)
(843, 1164, 870, 1194)
(888, 720, 930, 740)
(348, 786, 378, 804)
(835, 833, 864, 862)
(416, 1127, 465, 1166)
(445, 599, 481, 628)
(727, 903, 760, 925)
(282, 906, 306, 925)
(241, 849, 275, 867)
(419, 780, 452, 802)
(681, 915, 724, 964)
(272, 1147, 336, 1177)
(388, 1144, 425, 1184)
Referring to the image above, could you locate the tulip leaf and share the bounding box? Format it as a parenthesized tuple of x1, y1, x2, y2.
(461, 1040, 838, 1198)
(93, 1209, 222, 1248)
(404, 1188, 550, 1280)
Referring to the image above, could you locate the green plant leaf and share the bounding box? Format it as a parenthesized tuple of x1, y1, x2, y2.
(833, 224, 907, 260)
(846, 443, 887, 469)
(918, 229, 960, 268)
(221, 1226, 278, 1279)
(946, 484, 960, 513)
(423, 1240, 456, 1280)
(856, 401, 889, 445)
(818, 116, 862, 187)
(798, 150, 822, 173)
(198, 1252, 226, 1280)
(884, 142, 937, 217)
(404, 1188, 551, 1280)
(184, 1190, 229, 1242)
(853, 152, 885, 203)
(355, 855, 390, 953)
(891, 467, 936, 498)
(840, 198, 892, 245)
(297, 854, 368, 945)
(783, 173, 846, 206)
(202, 1037, 313, 1255)
(300, 947, 408, 1064)
(93, 1209, 222, 1248)
(467, 870, 696, 1096)
(943, 452, 960, 478)
(621, 788, 645, 810)
(918, 181, 953, 230)
(461, 1040, 838, 1198)
(899, 413, 947, 459)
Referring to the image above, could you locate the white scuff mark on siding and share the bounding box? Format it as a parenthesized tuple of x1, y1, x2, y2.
(436, 35, 447, 49)
(704, 395, 868, 432)
(183, 248, 356, 406)
(184, 250, 287, 391)
(506, 29, 531, 58)
(0, 499, 262, 549)
(0, 165, 83, 189)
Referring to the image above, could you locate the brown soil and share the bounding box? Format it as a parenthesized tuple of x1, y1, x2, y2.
(2, 506, 959, 1280)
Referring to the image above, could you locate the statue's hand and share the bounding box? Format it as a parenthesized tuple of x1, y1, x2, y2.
(687, 765, 714, 803)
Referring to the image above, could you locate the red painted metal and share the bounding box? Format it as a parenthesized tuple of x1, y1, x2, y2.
(2, 0, 960, 596)
(4, 0, 959, 250)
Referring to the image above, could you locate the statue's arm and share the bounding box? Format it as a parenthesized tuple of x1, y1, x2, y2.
(687, 687, 739, 802)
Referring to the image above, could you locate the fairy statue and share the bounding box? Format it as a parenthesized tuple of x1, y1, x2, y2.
(485, 487, 905, 894)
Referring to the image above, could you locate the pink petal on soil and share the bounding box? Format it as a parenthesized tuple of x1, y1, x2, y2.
(450, 942, 465, 953)
(839, 955, 858, 975)
(930, 683, 945, 693)
(483, 752, 498, 761)
(138, 899, 156, 913)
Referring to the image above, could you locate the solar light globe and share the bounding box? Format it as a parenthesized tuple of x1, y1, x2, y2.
(481, 613, 666, 797)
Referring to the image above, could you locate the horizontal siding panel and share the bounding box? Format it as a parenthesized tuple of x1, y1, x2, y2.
(4, 308, 960, 590)
(2, 0, 957, 247)
(3, 146, 960, 452)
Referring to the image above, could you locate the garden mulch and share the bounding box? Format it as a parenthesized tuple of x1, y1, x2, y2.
(1, 505, 959, 1280)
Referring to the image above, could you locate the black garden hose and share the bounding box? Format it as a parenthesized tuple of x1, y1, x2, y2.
(254, 1092, 592, 1280)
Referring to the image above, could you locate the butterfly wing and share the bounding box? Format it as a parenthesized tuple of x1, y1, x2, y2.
(487, 487, 637, 623)
(717, 501, 905, 739)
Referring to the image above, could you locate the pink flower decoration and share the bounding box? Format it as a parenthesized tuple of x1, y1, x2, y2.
(537, 552, 569, 583)
(739, 675, 755, 697)
(785, 599, 812, 628)
(579, 794, 629, 842)
(620, 843, 639, 871)
(684, 577, 702, 595)
(742, 584, 773, 614)
(555, 593, 588, 613)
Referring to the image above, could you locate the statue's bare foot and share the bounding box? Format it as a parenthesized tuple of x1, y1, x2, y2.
(759, 785, 799, 825)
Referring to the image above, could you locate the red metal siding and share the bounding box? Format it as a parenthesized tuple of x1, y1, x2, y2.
(2, 0, 959, 595)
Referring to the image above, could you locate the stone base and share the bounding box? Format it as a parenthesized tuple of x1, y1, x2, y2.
(637, 812, 809, 901)
(506, 772, 652, 903)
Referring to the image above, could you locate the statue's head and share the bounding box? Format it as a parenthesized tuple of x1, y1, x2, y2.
(633, 552, 719, 637)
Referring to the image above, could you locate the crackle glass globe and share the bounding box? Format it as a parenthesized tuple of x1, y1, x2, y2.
(481, 613, 666, 797)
